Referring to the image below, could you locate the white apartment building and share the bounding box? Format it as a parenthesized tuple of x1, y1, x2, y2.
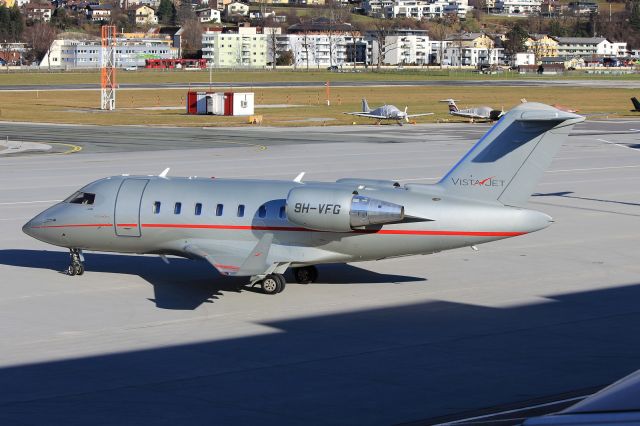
(554, 37, 619, 57)
(40, 36, 176, 68)
(195, 7, 221, 23)
(363, 0, 395, 18)
(202, 28, 268, 68)
(494, 0, 541, 14)
(367, 30, 432, 65)
(443, 46, 503, 67)
(611, 42, 628, 57)
(274, 34, 367, 68)
(391, 0, 448, 19)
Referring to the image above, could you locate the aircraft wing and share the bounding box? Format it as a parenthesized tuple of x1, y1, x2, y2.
(451, 111, 485, 119)
(183, 233, 274, 276)
(406, 113, 434, 118)
(344, 112, 389, 119)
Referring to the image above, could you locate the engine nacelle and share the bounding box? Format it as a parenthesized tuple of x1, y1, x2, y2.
(286, 186, 404, 232)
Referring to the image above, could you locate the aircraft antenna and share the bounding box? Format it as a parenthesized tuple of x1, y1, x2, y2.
(100, 25, 117, 111)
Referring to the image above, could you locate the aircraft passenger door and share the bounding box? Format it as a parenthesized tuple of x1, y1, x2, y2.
(114, 179, 149, 237)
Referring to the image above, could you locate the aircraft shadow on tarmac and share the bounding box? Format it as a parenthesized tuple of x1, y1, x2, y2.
(1, 281, 640, 425)
(532, 191, 640, 207)
(0, 249, 425, 310)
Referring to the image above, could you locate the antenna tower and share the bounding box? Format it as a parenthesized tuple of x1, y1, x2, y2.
(101, 25, 117, 110)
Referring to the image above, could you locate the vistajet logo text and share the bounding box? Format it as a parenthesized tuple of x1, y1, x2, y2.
(450, 176, 505, 187)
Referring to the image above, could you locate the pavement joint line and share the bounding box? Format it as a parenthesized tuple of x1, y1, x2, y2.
(597, 138, 639, 151)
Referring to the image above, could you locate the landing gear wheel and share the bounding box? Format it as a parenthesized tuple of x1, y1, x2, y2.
(274, 274, 286, 293)
(68, 248, 85, 277)
(261, 274, 282, 295)
(293, 266, 318, 284)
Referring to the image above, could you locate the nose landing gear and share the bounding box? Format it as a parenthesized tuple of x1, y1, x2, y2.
(67, 249, 85, 276)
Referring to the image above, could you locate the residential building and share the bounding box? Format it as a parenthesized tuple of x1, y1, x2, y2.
(87, 4, 112, 21)
(40, 34, 176, 68)
(195, 7, 221, 23)
(612, 42, 628, 57)
(127, 5, 158, 25)
(362, 0, 395, 18)
(274, 33, 367, 68)
(368, 29, 431, 65)
(540, 0, 562, 16)
(494, 0, 541, 14)
(24, 3, 54, 22)
(525, 34, 559, 59)
(202, 27, 268, 68)
(445, 32, 494, 49)
(390, 0, 449, 19)
(126, 0, 161, 7)
(224, 1, 249, 17)
(566, 0, 597, 14)
(554, 37, 614, 57)
(443, 46, 503, 66)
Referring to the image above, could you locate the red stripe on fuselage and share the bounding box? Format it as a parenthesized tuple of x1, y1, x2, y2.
(31, 223, 526, 237)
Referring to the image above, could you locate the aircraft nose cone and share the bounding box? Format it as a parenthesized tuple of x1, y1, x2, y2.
(22, 218, 38, 238)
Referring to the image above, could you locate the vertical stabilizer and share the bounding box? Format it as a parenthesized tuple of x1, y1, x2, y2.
(362, 98, 370, 113)
(436, 103, 584, 207)
(631, 97, 640, 112)
(448, 100, 458, 113)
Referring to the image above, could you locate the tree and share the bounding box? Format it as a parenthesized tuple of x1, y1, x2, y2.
(504, 23, 528, 57)
(265, 26, 280, 69)
(157, 0, 176, 25)
(51, 7, 76, 31)
(180, 18, 203, 58)
(0, 4, 24, 42)
(177, 0, 196, 25)
(630, 0, 640, 31)
(276, 49, 293, 65)
(23, 22, 57, 66)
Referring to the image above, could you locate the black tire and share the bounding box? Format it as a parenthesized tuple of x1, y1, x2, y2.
(274, 274, 286, 293)
(261, 275, 282, 295)
(67, 265, 76, 276)
(293, 266, 318, 284)
(76, 264, 85, 275)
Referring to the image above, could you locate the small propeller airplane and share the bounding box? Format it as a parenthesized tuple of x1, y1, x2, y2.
(23, 103, 584, 295)
(345, 99, 433, 125)
(441, 99, 504, 122)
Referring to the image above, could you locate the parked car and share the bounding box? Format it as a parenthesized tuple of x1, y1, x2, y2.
(327, 65, 338, 71)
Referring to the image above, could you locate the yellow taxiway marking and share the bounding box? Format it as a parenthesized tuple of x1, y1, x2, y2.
(48, 142, 82, 155)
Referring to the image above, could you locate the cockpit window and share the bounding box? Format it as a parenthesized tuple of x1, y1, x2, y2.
(64, 192, 95, 205)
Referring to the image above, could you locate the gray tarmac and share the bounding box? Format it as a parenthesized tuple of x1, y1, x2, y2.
(1, 119, 640, 425)
(3, 78, 640, 91)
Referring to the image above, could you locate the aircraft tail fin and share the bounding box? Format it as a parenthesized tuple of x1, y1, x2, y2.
(631, 97, 640, 111)
(362, 98, 370, 113)
(448, 100, 458, 113)
(436, 102, 584, 207)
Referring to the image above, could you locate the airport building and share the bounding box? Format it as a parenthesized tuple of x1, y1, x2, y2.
(40, 34, 177, 69)
(202, 27, 268, 68)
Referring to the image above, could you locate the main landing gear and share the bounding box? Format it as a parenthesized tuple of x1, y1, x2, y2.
(256, 266, 319, 295)
(259, 274, 286, 295)
(67, 248, 85, 276)
(292, 266, 318, 284)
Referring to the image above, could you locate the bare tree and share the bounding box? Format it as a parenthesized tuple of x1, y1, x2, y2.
(370, 21, 394, 69)
(180, 18, 203, 59)
(265, 26, 280, 70)
(24, 22, 57, 68)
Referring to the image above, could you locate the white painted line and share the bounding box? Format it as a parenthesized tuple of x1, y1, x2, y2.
(433, 395, 588, 425)
(0, 200, 61, 206)
(597, 138, 638, 151)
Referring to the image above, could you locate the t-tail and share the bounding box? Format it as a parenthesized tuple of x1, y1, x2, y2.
(362, 98, 371, 113)
(448, 100, 458, 113)
(436, 102, 584, 207)
(631, 97, 640, 112)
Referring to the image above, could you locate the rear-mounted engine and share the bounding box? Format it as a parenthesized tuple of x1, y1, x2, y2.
(286, 187, 404, 232)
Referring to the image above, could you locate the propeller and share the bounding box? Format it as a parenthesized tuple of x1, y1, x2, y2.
(404, 106, 409, 122)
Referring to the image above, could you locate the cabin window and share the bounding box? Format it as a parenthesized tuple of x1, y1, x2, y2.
(153, 201, 161, 214)
(174, 202, 182, 214)
(65, 192, 95, 205)
(194, 203, 202, 216)
(258, 205, 267, 218)
(237, 204, 245, 217)
(216, 204, 223, 216)
(279, 206, 286, 219)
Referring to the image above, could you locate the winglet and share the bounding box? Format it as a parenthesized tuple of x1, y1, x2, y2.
(294, 172, 305, 183)
(159, 168, 170, 178)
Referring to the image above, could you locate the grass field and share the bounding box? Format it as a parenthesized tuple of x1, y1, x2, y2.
(1, 68, 640, 87)
(0, 85, 636, 127)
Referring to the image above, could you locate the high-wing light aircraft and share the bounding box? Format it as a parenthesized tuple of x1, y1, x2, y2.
(345, 99, 433, 125)
(442, 99, 504, 122)
(24, 103, 584, 295)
